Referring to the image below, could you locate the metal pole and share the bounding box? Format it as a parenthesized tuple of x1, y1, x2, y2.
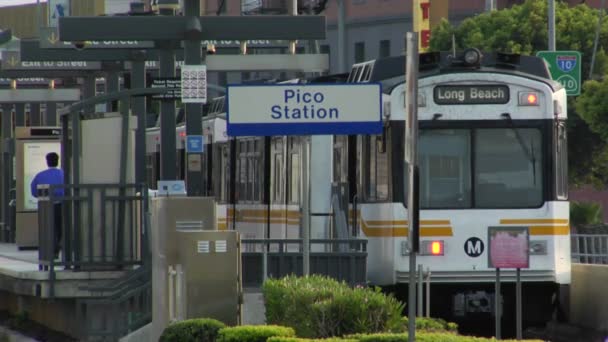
(405, 32, 420, 342)
(417, 264, 423, 317)
(105, 71, 120, 112)
(516, 268, 522, 340)
(184, 0, 204, 196)
(548, 0, 556, 51)
(159, 43, 177, 180)
(46, 102, 57, 126)
(589, 0, 605, 79)
(132, 55, 147, 186)
(83, 75, 96, 114)
(302, 138, 310, 276)
(30, 103, 41, 126)
(15, 104, 25, 127)
(426, 267, 431, 317)
(495, 268, 501, 339)
(337, 0, 346, 73)
(289, 0, 297, 54)
(1, 104, 13, 242)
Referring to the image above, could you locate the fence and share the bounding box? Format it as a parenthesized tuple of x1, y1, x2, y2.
(37, 183, 148, 297)
(571, 234, 608, 264)
(241, 238, 367, 287)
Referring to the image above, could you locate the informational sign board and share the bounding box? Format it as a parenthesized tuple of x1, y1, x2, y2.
(488, 226, 529, 269)
(536, 51, 581, 96)
(186, 135, 204, 153)
(181, 65, 207, 104)
(23, 142, 61, 211)
(150, 77, 181, 100)
(1, 51, 101, 70)
(227, 84, 382, 136)
(40, 27, 154, 49)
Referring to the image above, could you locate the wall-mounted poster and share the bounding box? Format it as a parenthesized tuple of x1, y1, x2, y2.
(488, 226, 530, 269)
(23, 142, 61, 211)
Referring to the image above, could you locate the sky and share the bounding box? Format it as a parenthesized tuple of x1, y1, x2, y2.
(0, 0, 47, 7)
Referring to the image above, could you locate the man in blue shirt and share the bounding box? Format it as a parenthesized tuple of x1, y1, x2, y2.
(30, 152, 64, 258)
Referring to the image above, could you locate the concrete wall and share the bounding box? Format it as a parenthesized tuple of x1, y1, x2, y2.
(0, 291, 80, 339)
(569, 264, 608, 333)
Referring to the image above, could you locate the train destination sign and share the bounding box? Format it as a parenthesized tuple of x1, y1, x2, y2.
(226, 84, 382, 136)
(434, 85, 510, 105)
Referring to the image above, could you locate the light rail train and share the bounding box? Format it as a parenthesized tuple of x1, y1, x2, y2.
(146, 49, 570, 334)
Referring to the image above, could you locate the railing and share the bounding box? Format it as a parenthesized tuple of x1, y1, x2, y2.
(37, 183, 148, 297)
(571, 234, 608, 264)
(241, 238, 367, 287)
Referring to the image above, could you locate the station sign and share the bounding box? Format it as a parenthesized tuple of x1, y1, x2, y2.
(186, 135, 205, 153)
(39, 27, 154, 49)
(1, 51, 101, 70)
(227, 84, 382, 136)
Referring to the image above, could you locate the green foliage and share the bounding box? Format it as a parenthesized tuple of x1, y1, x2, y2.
(570, 200, 603, 227)
(401, 317, 458, 332)
(346, 333, 544, 342)
(263, 275, 404, 338)
(159, 318, 226, 342)
(217, 325, 295, 342)
(267, 338, 358, 342)
(0, 332, 9, 342)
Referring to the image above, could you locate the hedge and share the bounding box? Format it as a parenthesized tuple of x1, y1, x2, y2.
(401, 317, 458, 333)
(217, 325, 295, 342)
(159, 318, 226, 342)
(267, 338, 358, 342)
(263, 275, 404, 338)
(345, 333, 545, 341)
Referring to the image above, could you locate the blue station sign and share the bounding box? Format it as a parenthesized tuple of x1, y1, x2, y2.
(226, 84, 382, 136)
(186, 135, 204, 153)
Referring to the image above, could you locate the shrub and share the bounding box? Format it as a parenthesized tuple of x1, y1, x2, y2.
(263, 275, 404, 338)
(401, 317, 458, 332)
(267, 338, 358, 342)
(571, 201, 602, 227)
(346, 333, 544, 342)
(217, 325, 295, 342)
(159, 318, 226, 342)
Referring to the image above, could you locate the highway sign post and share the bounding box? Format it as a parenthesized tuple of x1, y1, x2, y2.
(536, 50, 581, 96)
(226, 84, 382, 136)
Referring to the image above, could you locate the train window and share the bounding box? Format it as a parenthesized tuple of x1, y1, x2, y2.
(420, 130, 471, 208)
(556, 122, 568, 200)
(272, 138, 285, 203)
(475, 128, 543, 208)
(363, 135, 389, 201)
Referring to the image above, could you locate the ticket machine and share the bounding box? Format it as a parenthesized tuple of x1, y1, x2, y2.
(15, 127, 61, 249)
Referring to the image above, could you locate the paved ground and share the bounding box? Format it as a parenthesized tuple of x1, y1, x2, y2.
(0, 326, 39, 342)
(525, 321, 607, 342)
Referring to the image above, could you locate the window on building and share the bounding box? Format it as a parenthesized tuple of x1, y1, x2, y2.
(379, 40, 391, 58)
(354, 42, 365, 63)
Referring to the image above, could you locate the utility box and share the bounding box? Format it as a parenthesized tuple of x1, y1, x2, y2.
(151, 196, 242, 341)
(15, 127, 61, 249)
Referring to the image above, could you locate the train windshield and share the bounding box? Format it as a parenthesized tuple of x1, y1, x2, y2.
(419, 128, 543, 209)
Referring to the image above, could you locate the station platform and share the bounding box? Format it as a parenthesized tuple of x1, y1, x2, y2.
(0, 243, 128, 298)
(0, 242, 138, 339)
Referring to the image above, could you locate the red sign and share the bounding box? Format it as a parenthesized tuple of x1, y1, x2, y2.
(488, 227, 529, 269)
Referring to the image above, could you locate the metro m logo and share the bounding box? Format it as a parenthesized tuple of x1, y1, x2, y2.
(464, 237, 484, 257)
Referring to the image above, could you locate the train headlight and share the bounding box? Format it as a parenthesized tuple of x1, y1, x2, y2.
(463, 48, 482, 66)
(518, 92, 540, 106)
(421, 240, 445, 256)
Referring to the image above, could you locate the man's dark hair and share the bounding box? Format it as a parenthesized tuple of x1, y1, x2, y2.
(46, 152, 59, 167)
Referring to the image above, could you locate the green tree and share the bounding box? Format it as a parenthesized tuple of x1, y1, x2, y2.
(429, 0, 608, 187)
